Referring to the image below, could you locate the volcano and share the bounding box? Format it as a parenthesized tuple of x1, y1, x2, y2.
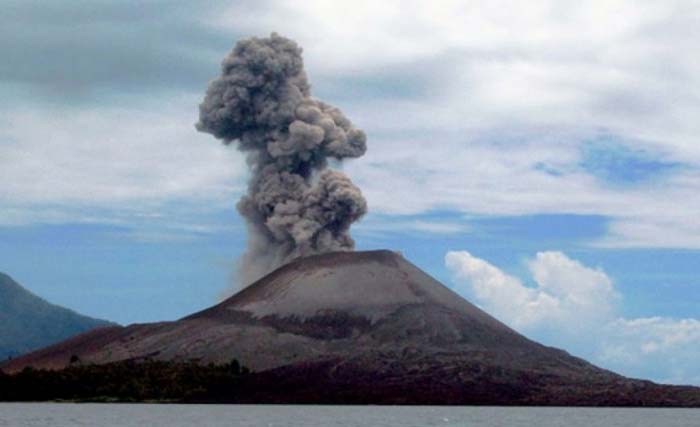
(3, 250, 699, 405)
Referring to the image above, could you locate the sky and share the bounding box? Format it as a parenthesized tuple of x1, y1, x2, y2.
(1, 0, 699, 385)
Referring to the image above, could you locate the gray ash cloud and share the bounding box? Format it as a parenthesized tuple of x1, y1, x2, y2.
(196, 33, 367, 286)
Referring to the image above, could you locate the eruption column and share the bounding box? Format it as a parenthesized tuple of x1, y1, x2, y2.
(197, 33, 368, 286)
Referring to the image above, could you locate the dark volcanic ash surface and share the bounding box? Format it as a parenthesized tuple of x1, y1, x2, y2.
(3, 250, 700, 406)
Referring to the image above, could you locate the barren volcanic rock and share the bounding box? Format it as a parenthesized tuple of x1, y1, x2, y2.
(3, 250, 700, 405)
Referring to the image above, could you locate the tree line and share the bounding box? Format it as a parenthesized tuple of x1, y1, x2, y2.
(0, 358, 250, 402)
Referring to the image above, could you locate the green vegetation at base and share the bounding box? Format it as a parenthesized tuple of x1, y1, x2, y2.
(0, 359, 250, 402)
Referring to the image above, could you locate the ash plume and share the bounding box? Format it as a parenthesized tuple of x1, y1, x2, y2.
(196, 33, 367, 287)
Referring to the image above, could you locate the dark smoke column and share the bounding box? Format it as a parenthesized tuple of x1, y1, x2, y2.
(197, 33, 368, 286)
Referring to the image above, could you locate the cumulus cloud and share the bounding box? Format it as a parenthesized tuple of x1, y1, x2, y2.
(445, 249, 700, 384)
(445, 250, 617, 330)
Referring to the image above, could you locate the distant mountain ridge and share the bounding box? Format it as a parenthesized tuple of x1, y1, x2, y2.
(0, 272, 114, 360)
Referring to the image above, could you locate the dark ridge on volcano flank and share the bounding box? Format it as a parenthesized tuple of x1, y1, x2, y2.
(3, 251, 700, 406)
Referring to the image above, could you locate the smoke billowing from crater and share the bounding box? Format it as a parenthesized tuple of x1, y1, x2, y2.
(196, 33, 367, 287)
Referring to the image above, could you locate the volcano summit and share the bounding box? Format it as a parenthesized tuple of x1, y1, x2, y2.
(4, 250, 700, 405)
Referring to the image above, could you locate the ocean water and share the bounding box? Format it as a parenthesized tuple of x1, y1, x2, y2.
(0, 404, 698, 427)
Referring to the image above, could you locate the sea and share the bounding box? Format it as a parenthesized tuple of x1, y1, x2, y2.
(0, 404, 698, 427)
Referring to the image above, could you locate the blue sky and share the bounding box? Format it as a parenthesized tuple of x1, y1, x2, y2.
(1, 1, 699, 385)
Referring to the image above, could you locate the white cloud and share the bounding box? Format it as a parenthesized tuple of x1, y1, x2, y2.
(446, 250, 562, 329)
(445, 249, 700, 384)
(0, 95, 246, 227)
(596, 214, 700, 249)
(445, 250, 617, 330)
(528, 251, 617, 320)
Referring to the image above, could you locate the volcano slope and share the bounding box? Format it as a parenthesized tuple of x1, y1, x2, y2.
(3, 250, 699, 405)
